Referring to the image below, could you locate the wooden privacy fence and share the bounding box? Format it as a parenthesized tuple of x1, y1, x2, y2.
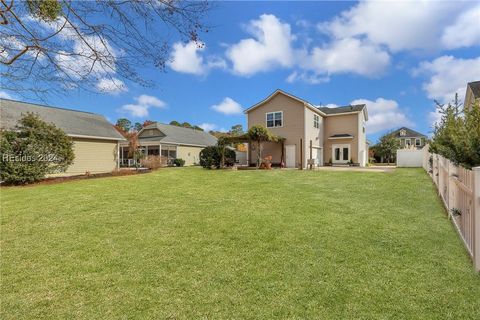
(425, 151, 480, 272)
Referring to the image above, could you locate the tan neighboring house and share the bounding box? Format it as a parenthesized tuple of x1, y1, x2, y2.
(119, 122, 217, 166)
(0, 99, 125, 176)
(390, 127, 427, 149)
(464, 81, 480, 111)
(244, 89, 369, 168)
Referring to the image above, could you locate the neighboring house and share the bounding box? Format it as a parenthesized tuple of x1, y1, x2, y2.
(244, 89, 369, 168)
(391, 127, 427, 149)
(464, 81, 480, 111)
(0, 99, 125, 176)
(120, 122, 217, 166)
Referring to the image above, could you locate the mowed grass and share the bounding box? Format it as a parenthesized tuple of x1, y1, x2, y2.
(1, 168, 479, 319)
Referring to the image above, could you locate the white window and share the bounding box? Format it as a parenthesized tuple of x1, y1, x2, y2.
(266, 111, 283, 128)
(415, 138, 421, 146)
(405, 138, 411, 146)
(400, 129, 406, 136)
(313, 114, 320, 128)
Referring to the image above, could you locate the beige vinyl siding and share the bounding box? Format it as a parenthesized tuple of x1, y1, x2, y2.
(357, 110, 367, 166)
(304, 107, 323, 166)
(177, 146, 204, 166)
(247, 93, 305, 166)
(323, 113, 359, 164)
(61, 138, 118, 176)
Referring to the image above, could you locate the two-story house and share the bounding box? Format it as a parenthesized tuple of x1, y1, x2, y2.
(391, 127, 427, 149)
(244, 90, 369, 168)
(464, 81, 480, 111)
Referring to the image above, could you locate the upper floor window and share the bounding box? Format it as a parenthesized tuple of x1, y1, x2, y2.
(313, 114, 320, 128)
(415, 138, 421, 146)
(400, 129, 406, 136)
(266, 111, 283, 128)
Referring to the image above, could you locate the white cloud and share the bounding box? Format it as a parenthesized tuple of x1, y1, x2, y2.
(198, 123, 217, 131)
(211, 97, 243, 115)
(168, 41, 206, 75)
(415, 55, 480, 103)
(319, 1, 470, 52)
(286, 71, 329, 84)
(350, 98, 412, 134)
(307, 38, 390, 77)
(226, 14, 294, 76)
(167, 41, 226, 75)
(0, 91, 14, 99)
(442, 5, 480, 49)
(119, 95, 166, 118)
(96, 77, 127, 95)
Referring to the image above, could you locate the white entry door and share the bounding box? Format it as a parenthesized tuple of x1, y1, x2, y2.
(316, 148, 323, 166)
(332, 144, 350, 164)
(285, 145, 296, 168)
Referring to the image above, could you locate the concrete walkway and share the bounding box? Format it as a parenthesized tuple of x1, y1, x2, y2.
(314, 165, 396, 173)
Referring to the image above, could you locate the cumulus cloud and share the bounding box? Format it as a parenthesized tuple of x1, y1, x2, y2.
(198, 123, 217, 132)
(96, 77, 127, 95)
(211, 97, 243, 115)
(226, 14, 295, 76)
(119, 95, 166, 118)
(318, 0, 471, 52)
(167, 41, 226, 75)
(414, 55, 480, 103)
(350, 98, 412, 134)
(307, 38, 390, 77)
(442, 5, 480, 49)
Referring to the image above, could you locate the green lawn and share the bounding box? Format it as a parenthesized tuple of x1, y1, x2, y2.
(1, 168, 479, 319)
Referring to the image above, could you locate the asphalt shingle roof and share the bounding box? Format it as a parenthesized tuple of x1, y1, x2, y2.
(141, 122, 217, 146)
(0, 99, 125, 140)
(318, 104, 366, 115)
(391, 127, 427, 138)
(468, 81, 480, 98)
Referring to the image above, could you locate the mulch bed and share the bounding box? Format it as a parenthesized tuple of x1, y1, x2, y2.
(1, 168, 151, 187)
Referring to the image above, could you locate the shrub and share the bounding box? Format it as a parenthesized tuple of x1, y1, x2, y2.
(173, 158, 185, 167)
(0, 113, 75, 185)
(430, 97, 480, 168)
(199, 146, 236, 169)
(140, 155, 167, 169)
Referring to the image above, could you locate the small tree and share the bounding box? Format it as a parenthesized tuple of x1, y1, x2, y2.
(0, 113, 74, 184)
(247, 125, 272, 167)
(376, 132, 400, 164)
(116, 118, 132, 133)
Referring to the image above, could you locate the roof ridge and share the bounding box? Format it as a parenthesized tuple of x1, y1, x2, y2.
(0, 98, 99, 116)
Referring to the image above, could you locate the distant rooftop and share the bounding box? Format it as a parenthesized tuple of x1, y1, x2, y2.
(391, 127, 427, 138)
(140, 122, 217, 147)
(0, 99, 125, 140)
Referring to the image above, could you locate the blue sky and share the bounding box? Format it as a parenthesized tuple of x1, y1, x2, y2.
(2, 1, 480, 142)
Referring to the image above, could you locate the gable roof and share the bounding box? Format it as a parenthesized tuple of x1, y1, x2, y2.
(139, 122, 217, 147)
(245, 89, 368, 119)
(467, 81, 480, 98)
(319, 104, 366, 115)
(244, 89, 326, 116)
(0, 99, 125, 141)
(391, 127, 427, 138)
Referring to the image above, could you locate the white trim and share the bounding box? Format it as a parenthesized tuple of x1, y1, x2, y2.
(324, 111, 361, 117)
(265, 111, 283, 128)
(69, 134, 125, 141)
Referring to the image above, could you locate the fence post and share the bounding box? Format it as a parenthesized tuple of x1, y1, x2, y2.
(473, 167, 480, 272)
